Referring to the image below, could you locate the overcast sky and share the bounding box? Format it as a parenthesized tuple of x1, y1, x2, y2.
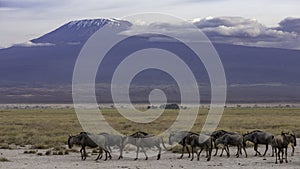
(0, 0, 300, 48)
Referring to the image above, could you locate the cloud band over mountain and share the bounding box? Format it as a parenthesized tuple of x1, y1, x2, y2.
(193, 17, 300, 49)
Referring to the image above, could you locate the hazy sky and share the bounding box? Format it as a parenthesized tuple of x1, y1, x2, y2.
(0, 0, 300, 48)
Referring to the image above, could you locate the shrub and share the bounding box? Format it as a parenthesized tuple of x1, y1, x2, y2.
(0, 157, 9, 162)
(45, 150, 51, 155)
(58, 150, 64, 155)
(24, 150, 36, 154)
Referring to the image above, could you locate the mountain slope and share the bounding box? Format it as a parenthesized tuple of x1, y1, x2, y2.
(0, 18, 300, 103)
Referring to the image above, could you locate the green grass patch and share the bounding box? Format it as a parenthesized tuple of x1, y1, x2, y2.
(0, 107, 299, 149)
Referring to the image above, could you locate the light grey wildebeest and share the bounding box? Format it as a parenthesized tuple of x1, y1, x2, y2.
(287, 132, 297, 156)
(215, 133, 247, 158)
(243, 130, 274, 156)
(210, 130, 236, 156)
(99, 132, 124, 159)
(68, 132, 111, 161)
(123, 131, 167, 160)
(271, 132, 290, 164)
(169, 131, 198, 159)
(186, 133, 213, 161)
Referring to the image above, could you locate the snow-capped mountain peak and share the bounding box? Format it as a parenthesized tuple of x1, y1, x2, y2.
(31, 18, 131, 45)
(66, 18, 123, 29)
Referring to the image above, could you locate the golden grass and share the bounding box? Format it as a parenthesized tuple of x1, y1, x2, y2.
(0, 107, 299, 148)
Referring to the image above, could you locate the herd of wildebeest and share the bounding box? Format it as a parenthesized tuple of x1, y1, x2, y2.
(68, 130, 297, 164)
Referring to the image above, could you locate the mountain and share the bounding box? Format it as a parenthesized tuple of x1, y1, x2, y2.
(31, 18, 131, 44)
(0, 18, 300, 103)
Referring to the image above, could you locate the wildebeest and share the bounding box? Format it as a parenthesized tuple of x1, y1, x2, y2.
(168, 131, 198, 159)
(243, 130, 274, 156)
(68, 132, 111, 161)
(123, 131, 167, 160)
(287, 132, 297, 156)
(99, 132, 124, 159)
(210, 130, 236, 156)
(186, 133, 213, 161)
(271, 132, 290, 164)
(215, 133, 247, 158)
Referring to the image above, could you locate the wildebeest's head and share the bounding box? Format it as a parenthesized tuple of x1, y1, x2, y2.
(68, 135, 79, 149)
(68, 135, 73, 149)
(169, 133, 175, 145)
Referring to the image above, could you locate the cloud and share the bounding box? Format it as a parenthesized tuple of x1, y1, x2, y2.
(122, 16, 300, 49)
(0, 0, 62, 9)
(276, 17, 300, 34)
(193, 16, 300, 49)
(13, 41, 55, 47)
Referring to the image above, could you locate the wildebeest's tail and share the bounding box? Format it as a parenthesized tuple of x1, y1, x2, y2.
(210, 137, 214, 149)
(242, 137, 247, 148)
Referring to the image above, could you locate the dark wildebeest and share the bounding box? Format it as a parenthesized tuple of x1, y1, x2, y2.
(243, 130, 274, 156)
(123, 131, 167, 160)
(271, 132, 290, 164)
(68, 132, 111, 161)
(215, 133, 247, 158)
(210, 130, 236, 156)
(169, 131, 198, 159)
(99, 132, 124, 159)
(186, 133, 213, 161)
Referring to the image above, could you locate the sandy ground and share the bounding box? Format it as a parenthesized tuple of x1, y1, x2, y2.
(1, 142, 299, 169)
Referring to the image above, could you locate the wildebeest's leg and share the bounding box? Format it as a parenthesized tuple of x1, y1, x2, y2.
(197, 148, 202, 161)
(291, 145, 295, 156)
(220, 147, 224, 157)
(285, 147, 288, 163)
(80, 147, 84, 160)
(96, 148, 103, 161)
(98, 148, 103, 160)
(226, 145, 230, 157)
(179, 145, 185, 159)
(279, 148, 283, 164)
(275, 147, 278, 164)
(263, 144, 268, 156)
(108, 149, 112, 159)
(198, 148, 203, 158)
(207, 147, 212, 161)
(186, 146, 191, 158)
(235, 145, 240, 158)
(118, 145, 123, 160)
(134, 145, 139, 160)
(214, 146, 218, 156)
(205, 148, 209, 158)
(239, 146, 242, 156)
(81, 146, 87, 160)
(254, 143, 261, 156)
(108, 146, 112, 153)
(243, 145, 247, 158)
(190, 146, 195, 161)
(157, 145, 161, 160)
(140, 146, 148, 160)
(104, 150, 111, 161)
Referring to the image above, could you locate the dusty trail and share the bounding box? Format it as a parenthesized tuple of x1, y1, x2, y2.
(0, 142, 299, 169)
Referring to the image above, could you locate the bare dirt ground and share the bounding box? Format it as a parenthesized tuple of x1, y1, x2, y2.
(1, 142, 299, 169)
